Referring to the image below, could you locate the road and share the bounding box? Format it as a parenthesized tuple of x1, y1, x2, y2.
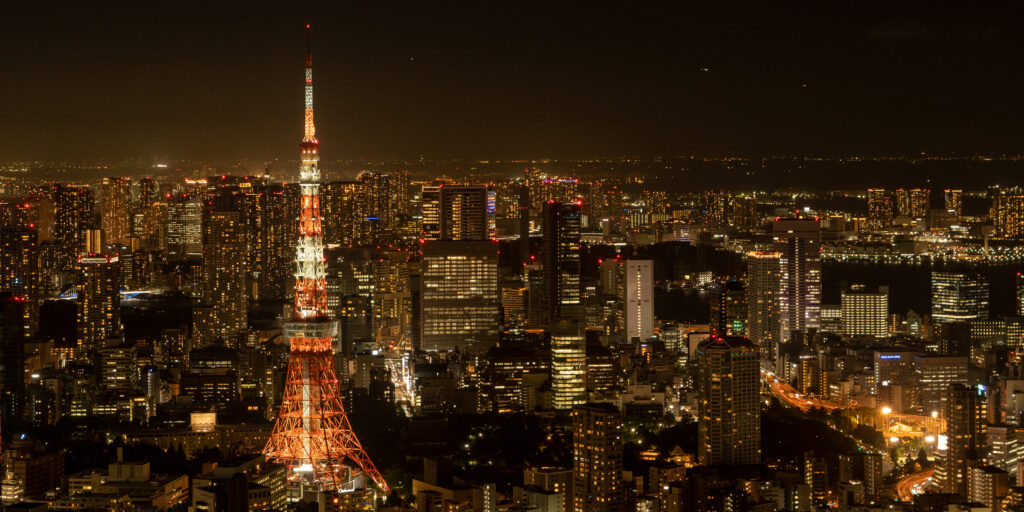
(895, 468, 934, 502)
(762, 371, 942, 432)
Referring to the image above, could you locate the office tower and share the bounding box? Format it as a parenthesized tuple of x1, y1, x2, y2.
(420, 240, 500, 353)
(915, 355, 968, 417)
(942, 383, 988, 496)
(746, 251, 781, 357)
(696, 337, 761, 466)
(945, 189, 963, 217)
(697, 190, 730, 226)
(100, 177, 132, 246)
(772, 219, 821, 342)
(264, 28, 388, 494)
(993, 189, 1024, 237)
(525, 264, 546, 330)
(985, 424, 1021, 478)
(866, 188, 892, 230)
(76, 254, 121, 352)
(551, 320, 586, 410)
(710, 279, 746, 337)
(872, 350, 919, 396)
(420, 184, 442, 240)
(0, 226, 39, 334)
(53, 184, 95, 270)
(438, 185, 489, 241)
(372, 250, 410, 342)
(322, 180, 364, 246)
(167, 194, 203, 258)
(622, 259, 654, 343)
(138, 177, 157, 210)
(0, 294, 27, 426)
(840, 285, 889, 338)
(571, 403, 623, 512)
(202, 211, 248, 346)
(543, 201, 582, 323)
(932, 271, 990, 325)
(99, 342, 139, 391)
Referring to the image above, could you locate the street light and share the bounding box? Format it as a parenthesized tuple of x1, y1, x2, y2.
(881, 406, 892, 415)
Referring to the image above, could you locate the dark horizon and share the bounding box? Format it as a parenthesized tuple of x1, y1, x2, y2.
(3, 2, 1024, 162)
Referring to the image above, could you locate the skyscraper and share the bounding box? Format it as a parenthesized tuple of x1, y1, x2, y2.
(696, 336, 761, 466)
(202, 211, 248, 346)
(76, 253, 121, 353)
(571, 403, 622, 512)
(551, 320, 586, 410)
(419, 240, 500, 353)
(894, 188, 930, 218)
(543, 201, 582, 324)
(866, 188, 892, 230)
(710, 278, 746, 338)
(941, 383, 988, 496)
(932, 271, 990, 325)
(420, 183, 442, 240)
(841, 285, 889, 338)
(100, 177, 132, 246)
(440, 185, 489, 241)
(772, 219, 821, 343)
(746, 251, 781, 357)
(53, 184, 95, 270)
(167, 194, 203, 258)
(622, 259, 653, 343)
(945, 189, 963, 217)
(992, 189, 1024, 237)
(322, 180, 364, 246)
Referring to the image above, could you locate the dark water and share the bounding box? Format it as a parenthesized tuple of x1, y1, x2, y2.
(657, 261, 1024, 323)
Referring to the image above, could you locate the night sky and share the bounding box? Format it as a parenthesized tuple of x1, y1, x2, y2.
(2, 2, 1023, 161)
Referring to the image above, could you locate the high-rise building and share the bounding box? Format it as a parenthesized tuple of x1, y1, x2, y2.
(622, 259, 653, 343)
(696, 336, 761, 466)
(945, 189, 963, 217)
(53, 184, 95, 270)
(551, 320, 586, 410)
(543, 201, 582, 323)
(698, 190, 730, 227)
(420, 240, 500, 353)
(746, 251, 781, 358)
(967, 465, 1009, 509)
(100, 177, 132, 246)
(167, 194, 203, 258)
(202, 211, 248, 346)
(710, 279, 746, 337)
(941, 383, 988, 496)
(0, 294, 27, 426)
(932, 271, 990, 325)
(772, 219, 821, 342)
(138, 177, 157, 210)
(993, 189, 1024, 237)
(358, 170, 410, 242)
(322, 181, 364, 246)
(894, 188, 930, 218)
(840, 285, 888, 338)
(420, 183, 442, 240)
(866, 188, 892, 230)
(0, 226, 39, 333)
(571, 403, 622, 512)
(76, 254, 121, 353)
(440, 185, 489, 241)
(1018, 273, 1024, 317)
(915, 355, 968, 417)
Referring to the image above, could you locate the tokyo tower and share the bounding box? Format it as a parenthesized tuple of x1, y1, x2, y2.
(263, 25, 390, 494)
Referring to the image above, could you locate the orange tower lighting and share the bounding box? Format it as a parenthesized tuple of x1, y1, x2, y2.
(263, 25, 390, 494)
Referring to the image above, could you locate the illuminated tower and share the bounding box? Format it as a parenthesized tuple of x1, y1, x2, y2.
(264, 26, 389, 494)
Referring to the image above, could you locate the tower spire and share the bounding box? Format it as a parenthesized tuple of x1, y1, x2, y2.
(303, 24, 316, 144)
